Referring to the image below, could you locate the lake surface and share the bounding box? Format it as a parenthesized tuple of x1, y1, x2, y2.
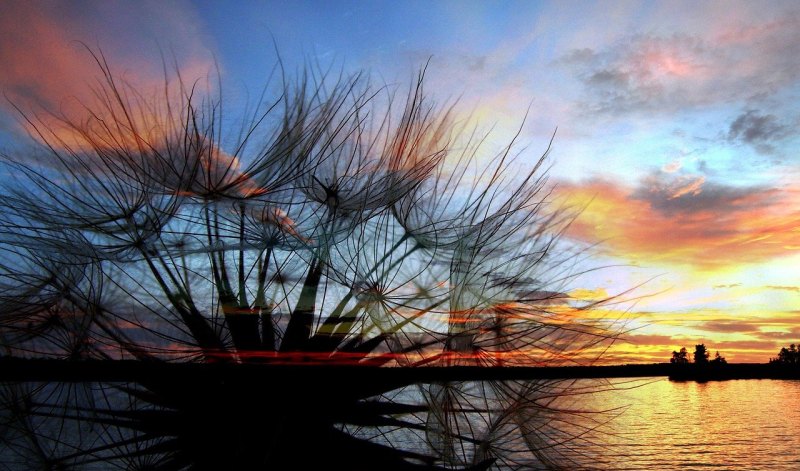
(1, 376, 798, 469)
(570, 378, 800, 470)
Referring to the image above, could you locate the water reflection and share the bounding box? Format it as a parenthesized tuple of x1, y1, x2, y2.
(0, 377, 619, 470)
(564, 379, 800, 470)
(4, 378, 796, 469)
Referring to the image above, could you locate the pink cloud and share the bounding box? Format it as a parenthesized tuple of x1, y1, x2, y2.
(561, 10, 800, 116)
(0, 1, 215, 138)
(666, 175, 705, 199)
(557, 178, 800, 270)
(661, 159, 682, 173)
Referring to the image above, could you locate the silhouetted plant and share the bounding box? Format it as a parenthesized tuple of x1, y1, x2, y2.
(693, 344, 709, 365)
(0, 51, 624, 469)
(770, 343, 800, 365)
(710, 351, 726, 365)
(670, 347, 689, 365)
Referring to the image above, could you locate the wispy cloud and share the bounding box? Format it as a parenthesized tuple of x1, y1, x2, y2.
(754, 327, 800, 342)
(557, 11, 800, 118)
(0, 1, 215, 140)
(708, 339, 779, 353)
(558, 174, 800, 269)
(765, 285, 800, 293)
(579, 330, 780, 363)
(558, 34, 710, 115)
(625, 333, 677, 346)
(697, 320, 758, 334)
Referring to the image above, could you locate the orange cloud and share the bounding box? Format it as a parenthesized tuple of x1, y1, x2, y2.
(557, 178, 800, 270)
(666, 175, 705, 199)
(0, 2, 215, 143)
(0, 5, 86, 113)
(0, 2, 266, 202)
(569, 287, 611, 302)
(583, 332, 784, 364)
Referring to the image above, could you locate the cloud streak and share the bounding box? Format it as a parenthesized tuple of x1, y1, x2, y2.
(765, 285, 800, 293)
(603, 331, 789, 363)
(559, 173, 800, 270)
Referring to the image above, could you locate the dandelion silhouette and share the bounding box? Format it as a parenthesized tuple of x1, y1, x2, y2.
(0, 50, 625, 469)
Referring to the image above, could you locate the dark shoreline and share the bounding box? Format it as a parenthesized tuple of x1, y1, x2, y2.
(1, 358, 798, 383)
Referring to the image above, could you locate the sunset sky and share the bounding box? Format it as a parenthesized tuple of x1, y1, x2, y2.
(1, 0, 799, 363)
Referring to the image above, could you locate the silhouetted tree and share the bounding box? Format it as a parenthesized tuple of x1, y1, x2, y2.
(670, 347, 689, 364)
(710, 351, 727, 365)
(770, 343, 800, 365)
(0, 50, 624, 470)
(693, 344, 709, 364)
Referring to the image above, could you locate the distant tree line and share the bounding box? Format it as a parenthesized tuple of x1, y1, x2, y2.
(770, 343, 800, 365)
(670, 344, 726, 365)
(673, 342, 800, 366)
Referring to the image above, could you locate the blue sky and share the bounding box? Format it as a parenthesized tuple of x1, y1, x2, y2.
(1, 0, 800, 361)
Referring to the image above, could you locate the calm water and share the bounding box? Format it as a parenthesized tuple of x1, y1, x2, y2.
(2, 378, 798, 469)
(573, 379, 800, 470)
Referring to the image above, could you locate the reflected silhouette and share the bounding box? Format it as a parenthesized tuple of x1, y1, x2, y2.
(0, 49, 625, 469)
(0, 373, 620, 470)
